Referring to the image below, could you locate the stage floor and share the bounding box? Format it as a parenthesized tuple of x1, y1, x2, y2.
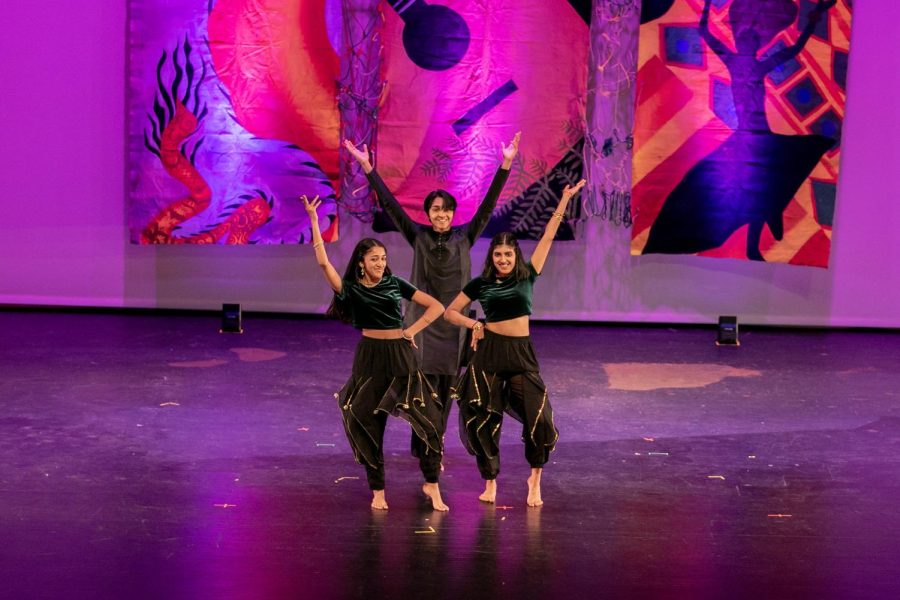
(1, 311, 899, 599)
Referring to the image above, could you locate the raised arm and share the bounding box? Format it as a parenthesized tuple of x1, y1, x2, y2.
(302, 195, 343, 293)
(529, 179, 586, 275)
(444, 292, 485, 350)
(699, 0, 732, 59)
(344, 139, 418, 244)
(466, 131, 520, 244)
(761, 0, 836, 72)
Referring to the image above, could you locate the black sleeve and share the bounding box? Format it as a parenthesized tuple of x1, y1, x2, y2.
(335, 279, 352, 301)
(461, 277, 483, 301)
(466, 166, 510, 244)
(366, 169, 419, 245)
(394, 276, 418, 301)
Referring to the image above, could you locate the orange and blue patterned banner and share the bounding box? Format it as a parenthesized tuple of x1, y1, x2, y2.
(631, 0, 852, 266)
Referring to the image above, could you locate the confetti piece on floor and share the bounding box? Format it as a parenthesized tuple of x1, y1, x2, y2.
(316, 443, 336, 447)
(297, 427, 310, 432)
(648, 452, 669, 456)
(748, 455, 757, 459)
(334, 476, 360, 484)
(496, 505, 514, 510)
(213, 504, 237, 508)
(642, 437, 655, 442)
(415, 526, 436, 534)
(707, 475, 726, 480)
(501, 516, 507, 521)
(767, 514, 793, 518)
(159, 402, 180, 407)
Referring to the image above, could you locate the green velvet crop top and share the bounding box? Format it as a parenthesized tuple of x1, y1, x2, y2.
(335, 274, 417, 329)
(461, 263, 538, 322)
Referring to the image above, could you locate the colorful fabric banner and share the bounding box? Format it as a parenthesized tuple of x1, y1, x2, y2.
(128, 0, 590, 244)
(631, 0, 852, 266)
(127, 0, 340, 244)
(371, 0, 589, 240)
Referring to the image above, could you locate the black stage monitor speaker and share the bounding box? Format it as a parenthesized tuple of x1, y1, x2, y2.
(716, 315, 739, 346)
(221, 303, 243, 333)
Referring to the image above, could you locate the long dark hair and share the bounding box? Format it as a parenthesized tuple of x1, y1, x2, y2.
(326, 238, 392, 323)
(480, 232, 530, 281)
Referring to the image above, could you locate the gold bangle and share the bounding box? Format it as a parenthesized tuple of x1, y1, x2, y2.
(312, 241, 324, 249)
(552, 212, 564, 221)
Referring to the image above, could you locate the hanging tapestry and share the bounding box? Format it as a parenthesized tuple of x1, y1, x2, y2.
(128, 0, 591, 243)
(127, 0, 340, 244)
(631, 0, 852, 266)
(369, 0, 590, 241)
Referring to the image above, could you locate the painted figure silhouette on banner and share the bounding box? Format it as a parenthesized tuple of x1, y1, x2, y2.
(642, 0, 838, 261)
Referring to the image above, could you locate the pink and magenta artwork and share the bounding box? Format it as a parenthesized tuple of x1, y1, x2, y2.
(127, 0, 589, 244)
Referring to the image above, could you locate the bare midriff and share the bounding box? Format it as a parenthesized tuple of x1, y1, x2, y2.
(485, 316, 529, 337)
(362, 328, 404, 339)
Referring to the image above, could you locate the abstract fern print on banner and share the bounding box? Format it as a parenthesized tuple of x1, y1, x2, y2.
(370, 0, 590, 241)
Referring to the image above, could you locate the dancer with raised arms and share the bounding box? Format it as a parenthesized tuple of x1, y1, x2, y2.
(443, 179, 586, 507)
(303, 194, 448, 511)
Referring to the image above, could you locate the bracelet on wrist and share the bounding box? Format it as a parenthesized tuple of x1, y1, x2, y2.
(402, 330, 414, 341)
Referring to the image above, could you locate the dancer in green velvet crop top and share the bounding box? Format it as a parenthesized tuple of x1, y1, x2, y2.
(302, 194, 449, 512)
(444, 179, 586, 508)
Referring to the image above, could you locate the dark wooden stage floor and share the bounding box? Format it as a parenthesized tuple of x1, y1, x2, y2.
(1, 310, 899, 599)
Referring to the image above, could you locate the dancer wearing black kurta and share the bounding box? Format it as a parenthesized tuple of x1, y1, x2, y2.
(445, 179, 586, 507)
(302, 195, 448, 511)
(344, 134, 520, 462)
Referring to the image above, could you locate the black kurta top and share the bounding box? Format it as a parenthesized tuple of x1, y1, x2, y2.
(367, 167, 510, 374)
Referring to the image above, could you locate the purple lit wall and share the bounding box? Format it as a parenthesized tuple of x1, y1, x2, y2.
(0, 1, 898, 327)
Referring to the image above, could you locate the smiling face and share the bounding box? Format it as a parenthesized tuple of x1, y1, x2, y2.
(427, 196, 454, 233)
(491, 244, 516, 278)
(358, 245, 387, 282)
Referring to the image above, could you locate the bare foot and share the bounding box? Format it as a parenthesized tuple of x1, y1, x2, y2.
(422, 483, 449, 511)
(479, 479, 497, 503)
(371, 490, 388, 510)
(526, 469, 543, 507)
